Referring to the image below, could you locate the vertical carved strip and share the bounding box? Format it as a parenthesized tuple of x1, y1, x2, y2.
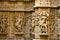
(0, 12, 9, 34)
(0, 12, 10, 40)
(13, 12, 25, 40)
(31, 8, 50, 40)
(14, 12, 24, 33)
(49, 9, 56, 40)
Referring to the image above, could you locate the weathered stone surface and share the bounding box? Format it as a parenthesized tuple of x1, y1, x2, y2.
(0, 0, 59, 40)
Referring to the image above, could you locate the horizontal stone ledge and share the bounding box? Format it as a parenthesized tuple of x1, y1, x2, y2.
(34, 5, 58, 8)
(57, 6, 60, 8)
(0, 0, 34, 2)
(0, 9, 34, 12)
(33, 39, 40, 40)
(0, 33, 7, 35)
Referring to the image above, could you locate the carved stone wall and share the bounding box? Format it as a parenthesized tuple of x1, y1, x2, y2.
(0, 0, 59, 40)
(0, 1, 25, 11)
(0, 12, 25, 40)
(0, 12, 9, 34)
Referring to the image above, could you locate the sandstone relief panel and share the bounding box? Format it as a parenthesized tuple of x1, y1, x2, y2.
(31, 9, 50, 34)
(0, 12, 9, 34)
(14, 13, 24, 33)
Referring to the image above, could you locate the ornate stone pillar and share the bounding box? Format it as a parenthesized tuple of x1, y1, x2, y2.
(0, 12, 10, 40)
(14, 12, 25, 40)
(57, 0, 60, 39)
(31, 8, 50, 40)
(31, 0, 56, 40)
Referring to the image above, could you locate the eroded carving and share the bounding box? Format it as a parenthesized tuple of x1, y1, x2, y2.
(0, 13, 8, 33)
(14, 13, 24, 33)
(31, 9, 50, 34)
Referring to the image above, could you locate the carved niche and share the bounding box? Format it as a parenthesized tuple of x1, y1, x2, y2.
(31, 9, 50, 34)
(40, 11, 49, 33)
(14, 12, 24, 33)
(0, 12, 9, 34)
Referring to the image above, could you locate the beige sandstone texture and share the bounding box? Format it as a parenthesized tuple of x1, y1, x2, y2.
(0, 0, 60, 40)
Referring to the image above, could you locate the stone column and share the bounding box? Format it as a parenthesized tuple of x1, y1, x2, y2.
(32, 8, 50, 40)
(31, 0, 56, 40)
(57, 0, 60, 39)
